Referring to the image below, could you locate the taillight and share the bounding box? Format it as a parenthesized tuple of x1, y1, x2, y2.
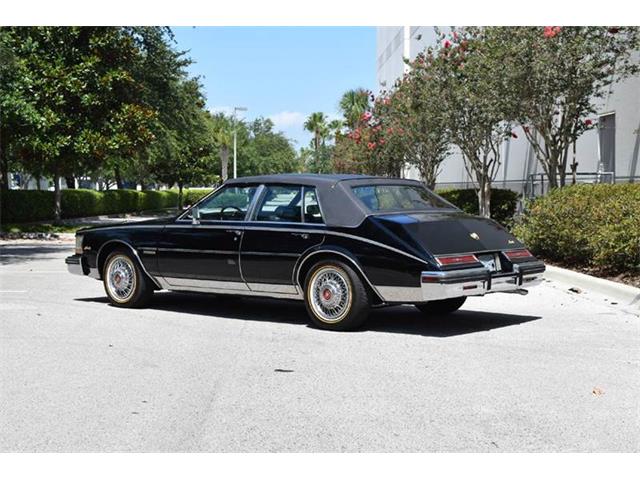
(504, 249, 533, 260)
(435, 254, 480, 267)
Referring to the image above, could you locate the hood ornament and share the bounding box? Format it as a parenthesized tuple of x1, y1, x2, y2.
(470, 232, 480, 240)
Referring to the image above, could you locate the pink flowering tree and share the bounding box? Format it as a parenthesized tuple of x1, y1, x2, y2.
(428, 27, 513, 218)
(484, 26, 640, 188)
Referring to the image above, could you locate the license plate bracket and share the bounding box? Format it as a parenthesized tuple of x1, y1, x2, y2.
(477, 253, 499, 272)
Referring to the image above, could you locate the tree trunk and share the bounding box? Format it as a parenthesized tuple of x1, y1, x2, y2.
(220, 146, 229, 181)
(114, 167, 123, 190)
(178, 182, 184, 210)
(53, 172, 62, 223)
(139, 179, 146, 191)
(477, 178, 492, 218)
(0, 155, 9, 193)
(35, 175, 41, 191)
(65, 176, 76, 189)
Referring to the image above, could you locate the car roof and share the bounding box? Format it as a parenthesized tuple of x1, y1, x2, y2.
(224, 173, 420, 188)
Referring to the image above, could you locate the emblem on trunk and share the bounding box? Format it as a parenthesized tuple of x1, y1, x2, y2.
(470, 232, 480, 240)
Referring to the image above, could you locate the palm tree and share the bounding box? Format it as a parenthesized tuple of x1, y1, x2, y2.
(339, 88, 371, 129)
(211, 113, 234, 181)
(328, 119, 343, 140)
(304, 112, 329, 152)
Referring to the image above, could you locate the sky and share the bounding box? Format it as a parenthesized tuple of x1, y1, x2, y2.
(172, 27, 376, 150)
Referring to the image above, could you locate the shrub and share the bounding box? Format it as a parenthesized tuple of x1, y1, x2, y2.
(61, 189, 104, 218)
(178, 188, 214, 207)
(438, 188, 519, 225)
(1, 190, 55, 223)
(1, 188, 181, 224)
(512, 184, 640, 273)
(139, 190, 179, 211)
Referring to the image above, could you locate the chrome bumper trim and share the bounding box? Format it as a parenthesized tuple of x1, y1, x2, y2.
(376, 261, 545, 303)
(65, 255, 83, 275)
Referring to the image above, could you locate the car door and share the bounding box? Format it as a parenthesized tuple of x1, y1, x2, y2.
(156, 184, 259, 291)
(240, 185, 325, 293)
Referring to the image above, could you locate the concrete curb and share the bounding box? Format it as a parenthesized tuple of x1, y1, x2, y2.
(544, 265, 640, 309)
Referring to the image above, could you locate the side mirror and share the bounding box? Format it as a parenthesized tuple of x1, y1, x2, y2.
(191, 206, 201, 225)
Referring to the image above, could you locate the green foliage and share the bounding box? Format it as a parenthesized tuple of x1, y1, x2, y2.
(1, 190, 55, 223)
(61, 189, 104, 218)
(180, 188, 214, 207)
(438, 188, 519, 226)
(512, 184, 640, 273)
(1, 189, 180, 224)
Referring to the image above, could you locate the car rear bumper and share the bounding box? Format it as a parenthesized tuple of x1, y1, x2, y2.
(375, 260, 545, 303)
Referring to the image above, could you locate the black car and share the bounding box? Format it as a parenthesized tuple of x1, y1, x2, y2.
(66, 174, 545, 330)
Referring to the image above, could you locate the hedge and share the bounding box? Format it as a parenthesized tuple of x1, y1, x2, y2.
(438, 188, 519, 225)
(0, 188, 198, 224)
(512, 184, 640, 273)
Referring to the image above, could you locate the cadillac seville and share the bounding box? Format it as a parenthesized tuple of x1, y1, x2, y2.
(66, 174, 545, 330)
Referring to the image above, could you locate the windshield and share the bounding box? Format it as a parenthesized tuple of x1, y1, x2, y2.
(351, 184, 454, 212)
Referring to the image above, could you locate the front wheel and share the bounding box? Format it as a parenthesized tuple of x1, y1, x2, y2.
(415, 296, 466, 315)
(103, 250, 153, 308)
(304, 260, 370, 331)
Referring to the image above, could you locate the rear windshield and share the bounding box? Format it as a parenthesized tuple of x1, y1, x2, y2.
(351, 184, 453, 212)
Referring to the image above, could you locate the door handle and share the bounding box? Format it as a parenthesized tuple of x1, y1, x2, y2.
(225, 229, 243, 236)
(292, 233, 310, 240)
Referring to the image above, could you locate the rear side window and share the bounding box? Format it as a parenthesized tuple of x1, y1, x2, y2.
(351, 184, 451, 212)
(255, 185, 302, 222)
(303, 187, 324, 224)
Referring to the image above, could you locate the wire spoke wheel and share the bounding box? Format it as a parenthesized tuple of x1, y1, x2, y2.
(106, 255, 136, 303)
(308, 266, 352, 323)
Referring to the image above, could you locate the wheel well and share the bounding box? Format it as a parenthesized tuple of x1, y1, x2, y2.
(96, 241, 136, 278)
(296, 251, 384, 305)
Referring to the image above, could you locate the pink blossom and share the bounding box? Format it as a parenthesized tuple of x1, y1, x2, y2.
(367, 142, 376, 150)
(443, 39, 451, 49)
(543, 26, 561, 38)
(361, 111, 372, 121)
(584, 119, 593, 126)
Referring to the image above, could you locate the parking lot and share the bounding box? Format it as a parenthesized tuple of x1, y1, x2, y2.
(1, 241, 638, 452)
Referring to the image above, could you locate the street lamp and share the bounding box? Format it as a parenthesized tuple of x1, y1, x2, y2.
(233, 106, 248, 179)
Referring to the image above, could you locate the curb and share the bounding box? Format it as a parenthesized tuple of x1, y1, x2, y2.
(544, 265, 640, 309)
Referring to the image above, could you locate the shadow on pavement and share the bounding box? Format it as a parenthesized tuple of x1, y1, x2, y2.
(0, 243, 72, 266)
(75, 291, 540, 337)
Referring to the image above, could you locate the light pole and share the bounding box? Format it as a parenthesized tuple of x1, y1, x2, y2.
(233, 106, 248, 179)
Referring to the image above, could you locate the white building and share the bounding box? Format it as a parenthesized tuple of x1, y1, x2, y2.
(376, 27, 640, 193)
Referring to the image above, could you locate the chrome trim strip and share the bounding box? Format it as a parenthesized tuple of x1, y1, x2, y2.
(95, 239, 162, 289)
(161, 276, 250, 291)
(155, 276, 302, 299)
(163, 224, 429, 265)
(247, 283, 299, 294)
(156, 247, 237, 255)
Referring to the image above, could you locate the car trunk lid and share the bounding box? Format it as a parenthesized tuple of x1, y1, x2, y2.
(372, 211, 524, 257)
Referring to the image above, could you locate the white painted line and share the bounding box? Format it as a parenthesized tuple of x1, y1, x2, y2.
(0, 290, 27, 293)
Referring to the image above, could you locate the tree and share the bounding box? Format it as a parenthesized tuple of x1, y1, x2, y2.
(339, 88, 371, 129)
(485, 26, 640, 188)
(427, 27, 513, 217)
(304, 112, 329, 151)
(1, 27, 159, 220)
(210, 113, 234, 181)
(237, 118, 300, 176)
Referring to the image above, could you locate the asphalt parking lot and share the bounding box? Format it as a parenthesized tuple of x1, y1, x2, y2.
(1, 241, 638, 452)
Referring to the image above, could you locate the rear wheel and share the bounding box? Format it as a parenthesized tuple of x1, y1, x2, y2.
(304, 260, 370, 331)
(103, 251, 153, 308)
(415, 296, 466, 315)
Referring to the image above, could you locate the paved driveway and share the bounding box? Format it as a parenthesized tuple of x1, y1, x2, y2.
(1, 242, 638, 452)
